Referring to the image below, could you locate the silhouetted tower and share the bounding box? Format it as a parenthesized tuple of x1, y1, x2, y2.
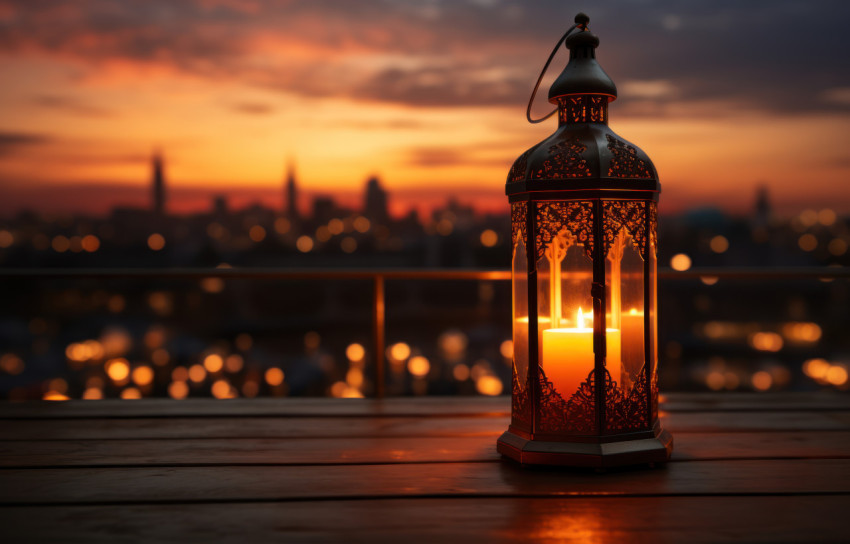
(363, 176, 389, 225)
(152, 150, 166, 217)
(754, 184, 772, 227)
(285, 162, 299, 221)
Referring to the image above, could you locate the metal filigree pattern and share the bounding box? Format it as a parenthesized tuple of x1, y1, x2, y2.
(649, 201, 658, 255)
(530, 138, 591, 179)
(509, 150, 530, 182)
(606, 366, 650, 432)
(535, 202, 594, 262)
(511, 202, 527, 246)
(558, 95, 607, 124)
(603, 201, 648, 259)
(537, 366, 596, 435)
(511, 362, 532, 426)
(651, 371, 659, 421)
(607, 134, 652, 179)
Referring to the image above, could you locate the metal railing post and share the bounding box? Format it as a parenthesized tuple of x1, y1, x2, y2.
(373, 275, 386, 399)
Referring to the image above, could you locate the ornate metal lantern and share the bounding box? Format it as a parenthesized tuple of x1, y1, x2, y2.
(497, 14, 673, 467)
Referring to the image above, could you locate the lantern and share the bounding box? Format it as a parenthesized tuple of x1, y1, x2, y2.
(497, 13, 673, 467)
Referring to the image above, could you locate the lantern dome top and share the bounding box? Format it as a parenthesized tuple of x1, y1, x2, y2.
(548, 14, 617, 103)
(507, 14, 660, 196)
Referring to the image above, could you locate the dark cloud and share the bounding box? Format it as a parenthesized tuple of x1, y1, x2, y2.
(406, 145, 514, 168)
(32, 95, 112, 117)
(0, 131, 50, 156)
(0, 0, 848, 114)
(230, 101, 275, 115)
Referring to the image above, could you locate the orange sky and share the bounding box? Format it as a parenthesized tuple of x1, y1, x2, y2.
(1, 1, 849, 218)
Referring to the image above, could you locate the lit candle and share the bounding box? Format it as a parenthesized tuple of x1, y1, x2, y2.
(542, 308, 621, 398)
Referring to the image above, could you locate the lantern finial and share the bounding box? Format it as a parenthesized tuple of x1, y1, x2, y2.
(574, 12, 590, 29)
(548, 15, 617, 103)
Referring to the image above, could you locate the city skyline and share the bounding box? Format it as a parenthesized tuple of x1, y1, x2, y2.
(1, 1, 849, 218)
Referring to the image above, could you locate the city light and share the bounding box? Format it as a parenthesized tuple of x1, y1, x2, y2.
(0, 354, 25, 375)
(296, 235, 314, 252)
(132, 366, 155, 386)
(751, 371, 772, 391)
(0, 229, 13, 248)
(475, 375, 503, 396)
(147, 233, 166, 251)
(203, 353, 224, 373)
(224, 354, 244, 373)
(211, 379, 237, 399)
(670, 253, 692, 271)
(188, 364, 207, 383)
(480, 229, 498, 247)
(499, 339, 513, 360)
(249, 225, 267, 242)
(798, 234, 817, 252)
(106, 358, 131, 381)
(709, 235, 729, 253)
(169, 381, 189, 399)
(452, 364, 470, 381)
(389, 342, 411, 362)
(235, 333, 253, 351)
(749, 332, 784, 352)
(121, 387, 142, 399)
(340, 236, 357, 253)
(407, 356, 430, 377)
(274, 217, 291, 234)
(82, 387, 103, 400)
(81, 234, 100, 252)
(265, 367, 285, 387)
(346, 343, 366, 362)
(346, 367, 364, 388)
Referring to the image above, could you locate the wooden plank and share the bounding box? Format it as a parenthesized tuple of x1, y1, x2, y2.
(3, 393, 848, 421)
(0, 397, 511, 419)
(3, 496, 848, 543)
(0, 415, 507, 441)
(660, 392, 850, 412)
(3, 431, 850, 468)
(2, 459, 850, 505)
(2, 410, 848, 442)
(2, 393, 848, 420)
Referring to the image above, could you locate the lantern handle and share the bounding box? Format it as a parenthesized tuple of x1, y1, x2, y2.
(526, 19, 584, 124)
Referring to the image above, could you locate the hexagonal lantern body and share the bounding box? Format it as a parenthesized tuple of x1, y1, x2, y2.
(497, 19, 673, 467)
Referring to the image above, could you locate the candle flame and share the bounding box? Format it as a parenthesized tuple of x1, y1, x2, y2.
(577, 307, 592, 329)
(629, 308, 639, 316)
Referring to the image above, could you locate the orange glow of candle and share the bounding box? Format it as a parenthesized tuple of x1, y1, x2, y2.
(541, 308, 622, 399)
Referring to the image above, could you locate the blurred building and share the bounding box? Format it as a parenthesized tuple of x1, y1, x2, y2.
(363, 176, 388, 226)
(152, 150, 166, 219)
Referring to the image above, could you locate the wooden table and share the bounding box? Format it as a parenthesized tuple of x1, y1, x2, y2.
(1, 393, 849, 542)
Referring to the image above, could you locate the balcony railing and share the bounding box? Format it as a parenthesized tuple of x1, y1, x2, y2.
(2, 266, 848, 397)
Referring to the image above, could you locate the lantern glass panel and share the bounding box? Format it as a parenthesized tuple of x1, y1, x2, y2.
(605, 231, 645, 393)
(536, 222, 594, 401)
(649, 234, 659, 419)
(512, 235, 529, 388)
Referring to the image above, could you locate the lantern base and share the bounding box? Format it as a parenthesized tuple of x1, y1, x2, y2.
(497, 422, 673, 468)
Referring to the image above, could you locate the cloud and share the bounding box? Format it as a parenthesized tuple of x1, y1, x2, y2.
(230, 101, 275, 115)
(32, 95, 112, 117)
(0, 131, 51, 156)
(0, 0, 847, 115)
(820, 87, 850, 106)
(405, 144, 514, 168)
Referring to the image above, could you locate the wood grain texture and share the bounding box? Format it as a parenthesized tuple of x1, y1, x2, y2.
(1, 393, 849, 542)
(3, 459, 850, 505)
(2, 496, 850, 544)
(1, 393, 847, 419)
(2, 431, 850, 468)
(2, 411, 848, 442)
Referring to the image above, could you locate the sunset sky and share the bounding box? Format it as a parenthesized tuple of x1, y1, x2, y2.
(1, 0, 849, 218)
